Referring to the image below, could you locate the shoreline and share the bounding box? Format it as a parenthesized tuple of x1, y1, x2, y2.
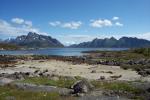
(0, 54, 150, 82)
(0, 51, 150, 99)
(0, 59, 142, 81)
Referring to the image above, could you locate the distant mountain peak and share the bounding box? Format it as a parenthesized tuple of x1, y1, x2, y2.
(93, 38, 99, 41)
(4, 32, 64, 48)
(110, 36, 116, 40)
(70, 37, 150, 48)
(27, 32, 38, 36)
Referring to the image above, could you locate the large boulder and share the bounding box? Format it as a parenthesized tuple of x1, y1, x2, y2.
(14, 83, 72, 96)
(138, 69, 150, 77)
(72, 79, 94, 94)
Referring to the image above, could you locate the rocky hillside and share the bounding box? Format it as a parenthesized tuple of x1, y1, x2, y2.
(70, 37, 150, 48)
(4, 32, 64, 48)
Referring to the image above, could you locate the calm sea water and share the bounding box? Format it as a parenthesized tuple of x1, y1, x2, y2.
(0, 48, 128, 56)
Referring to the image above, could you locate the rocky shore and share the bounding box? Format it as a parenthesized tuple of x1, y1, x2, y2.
(1, 53, 150, 77)
(0, 71, 150, 100)
(0, 49, 150, 99)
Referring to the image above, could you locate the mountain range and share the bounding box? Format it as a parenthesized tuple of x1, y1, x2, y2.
(70, 37, 150, 48)
(3, 32, 64, 48)
(0, 32, 150, 49)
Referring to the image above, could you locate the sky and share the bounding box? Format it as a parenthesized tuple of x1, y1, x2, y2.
(0, 0, 150, 45)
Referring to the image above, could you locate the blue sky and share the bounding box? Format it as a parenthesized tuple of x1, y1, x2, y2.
(0, 0, 150, 45)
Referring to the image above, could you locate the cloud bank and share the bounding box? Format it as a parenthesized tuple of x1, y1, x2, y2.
(90, 19, 113, 28)
(0, 18, 47, 38)
(112, 16, 119, 20)
(90, 17, 123, 28)
(49, 21, 82, 29)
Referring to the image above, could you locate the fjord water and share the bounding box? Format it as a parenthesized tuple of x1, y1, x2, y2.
(0, 48, 128, 56)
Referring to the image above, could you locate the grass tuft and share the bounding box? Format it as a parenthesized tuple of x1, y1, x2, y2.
(91, 81, 143, 94)
(0, 85, 61, 100)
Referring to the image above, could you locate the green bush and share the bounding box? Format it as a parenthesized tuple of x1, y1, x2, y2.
(132, 48, 150, 57)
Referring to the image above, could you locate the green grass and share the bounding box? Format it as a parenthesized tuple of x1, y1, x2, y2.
(84, 48, 150, 57)
(91, 51, 146, 65)
(87, 48, 150, 71)
(91, 81, 143, 94)
(18, 77, 77, 88)
(0, 85, 61, 100)
(15, 77, 146, 99)
(132, 48, 150, 57)
(0, 75, 81, 100)
(18, 77, 143, 94)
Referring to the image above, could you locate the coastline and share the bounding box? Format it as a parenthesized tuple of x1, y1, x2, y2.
(0, 49, 150, 99)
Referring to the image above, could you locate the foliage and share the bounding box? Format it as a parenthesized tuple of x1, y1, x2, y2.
(91, 81, 143, 94)
(132, 48, 150, 57)
(18, 77, 77, 88)
(0, 85, 61, 100)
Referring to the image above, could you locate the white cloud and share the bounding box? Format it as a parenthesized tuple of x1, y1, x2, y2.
(112, 16, 119, 20)
(90, 17, 123, 28)
(49, 21, 82, 29)
(0, 19, 48, 38)
(62, 21, 82, 29)
(49, 21, 61, 26)
(90, 19, 112, 28)
(11, 18, 24, 24)
(115, 22, 123, 27)
(136, 32, 150, 40)
(11, 18, 33, 28)
(25, 21, 32, 27)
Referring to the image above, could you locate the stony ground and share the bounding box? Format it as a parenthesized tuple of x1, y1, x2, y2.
(0, 54, 150, 100)
(2, 59, 144, 81)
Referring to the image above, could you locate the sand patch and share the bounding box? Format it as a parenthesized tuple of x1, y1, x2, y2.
(9, 60, 142, 81)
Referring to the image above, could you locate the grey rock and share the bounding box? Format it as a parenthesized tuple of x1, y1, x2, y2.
(132, 82, 150, 92)
(145, 69, 150, 75)
(42, 72, 51, 77)
(72, 80, 94, 94)
(138, 71, 149, 77)
(14, 82, 72, 96)
(99, 76, 105, 80)
(110, 75, 122, 79)
(0, 77, 14, 86)
(9, 72, 24, 80)
(91, 70, 96, 73)
(43, 69, 48, 73)
(34, 70, 40, 74)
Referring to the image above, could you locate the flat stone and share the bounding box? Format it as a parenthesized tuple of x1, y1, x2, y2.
(0, 77, 14, 86)
(14, 82, 72, 96)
